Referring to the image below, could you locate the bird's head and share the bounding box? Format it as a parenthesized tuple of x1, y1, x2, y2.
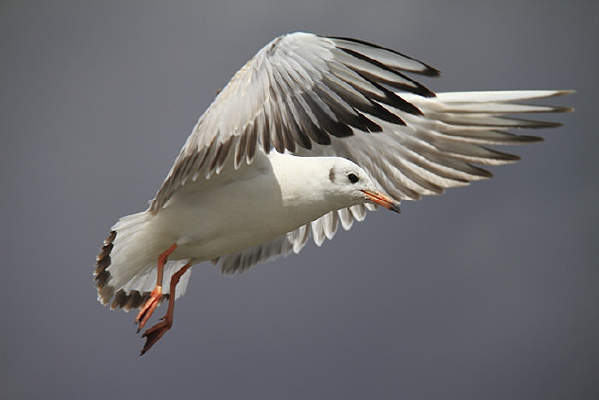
(326, 159, 400, 213)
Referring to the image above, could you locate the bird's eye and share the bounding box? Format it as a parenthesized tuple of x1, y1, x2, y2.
(347, 173, 359, 183)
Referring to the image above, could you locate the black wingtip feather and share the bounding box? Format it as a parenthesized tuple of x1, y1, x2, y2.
(327, 36, 441, 77)
(339, 47, 436, 98)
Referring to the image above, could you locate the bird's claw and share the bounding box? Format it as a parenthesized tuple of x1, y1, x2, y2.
(135, 286, 162, 333)
(140, 318, 173, 355)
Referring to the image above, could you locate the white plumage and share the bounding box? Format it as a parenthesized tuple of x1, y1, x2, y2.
(93, 32, 571, 354)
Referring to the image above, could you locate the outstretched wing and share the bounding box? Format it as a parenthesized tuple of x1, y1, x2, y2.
(295, 90, 572, 200)
(148, 32, 439, 213)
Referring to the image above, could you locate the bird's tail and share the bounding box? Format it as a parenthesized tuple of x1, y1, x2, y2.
(94, 211, 192, 311)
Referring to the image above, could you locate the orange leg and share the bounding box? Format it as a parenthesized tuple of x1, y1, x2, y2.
(135, 243, 178, 332)
(140, 262, 192, 355)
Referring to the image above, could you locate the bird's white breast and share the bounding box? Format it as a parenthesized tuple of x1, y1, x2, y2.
(150, 151, 345, 262)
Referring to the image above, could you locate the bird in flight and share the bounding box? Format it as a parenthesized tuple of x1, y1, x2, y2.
(94, 32, 572, 355)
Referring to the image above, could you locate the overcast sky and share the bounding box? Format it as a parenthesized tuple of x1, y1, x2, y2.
(2, 1, 597, 399)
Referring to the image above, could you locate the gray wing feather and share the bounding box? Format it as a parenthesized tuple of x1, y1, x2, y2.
(148, 32, 437, 213)
(295, 90, 572, 200)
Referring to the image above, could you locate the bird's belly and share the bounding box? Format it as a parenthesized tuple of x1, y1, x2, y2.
(152, 169, 328, 262)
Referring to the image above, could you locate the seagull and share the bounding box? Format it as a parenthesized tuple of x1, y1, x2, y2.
(94, 32, 572, 355)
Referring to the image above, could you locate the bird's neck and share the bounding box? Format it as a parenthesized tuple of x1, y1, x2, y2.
(268, 152, 359, 215)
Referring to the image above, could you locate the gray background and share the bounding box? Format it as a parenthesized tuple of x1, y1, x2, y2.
(2, 1, 597, 399)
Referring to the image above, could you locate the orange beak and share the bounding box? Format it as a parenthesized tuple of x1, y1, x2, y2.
(361, 190, 401, 213)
